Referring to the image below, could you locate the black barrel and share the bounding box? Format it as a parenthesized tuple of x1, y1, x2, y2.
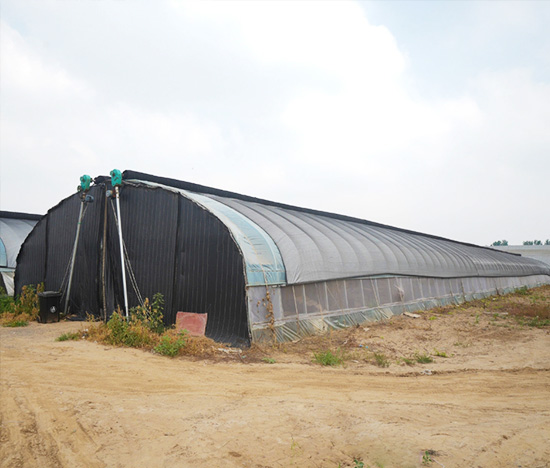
(38, 291, 62, 323)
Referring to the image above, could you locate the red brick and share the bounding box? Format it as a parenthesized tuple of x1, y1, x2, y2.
(175, 312, 208, 336)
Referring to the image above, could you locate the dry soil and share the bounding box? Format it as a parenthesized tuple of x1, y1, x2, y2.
(1, 288, 550, 468)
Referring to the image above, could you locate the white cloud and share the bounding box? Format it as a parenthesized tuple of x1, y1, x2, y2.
(0, 1, 548, 245)
(0, 21, 91, 100)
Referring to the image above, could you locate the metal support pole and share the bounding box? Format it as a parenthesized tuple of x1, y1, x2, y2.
(64, 201, 85, 314)
(115, 186, 129, 319)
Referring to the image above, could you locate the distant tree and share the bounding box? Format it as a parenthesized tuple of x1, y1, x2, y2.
(545, 239, 550, 245)
(491, 240, 508, 246)
(534, 240, 542, 245)
(523, 241, 534, 245)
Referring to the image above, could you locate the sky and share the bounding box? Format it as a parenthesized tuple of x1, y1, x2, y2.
(1, 0, 549, 246)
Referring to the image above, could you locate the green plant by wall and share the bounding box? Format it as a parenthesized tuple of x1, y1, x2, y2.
(154, 331, 188, 357)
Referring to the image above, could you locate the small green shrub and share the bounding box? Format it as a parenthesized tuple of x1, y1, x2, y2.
(56, 332, 80, 341)
(313, 349, 343, 366)
(0, 283, 44, 325)
(415, 353, 433, 364)
(106, 311, 128, 345)
(262, 357, 276, 364)
(0, 288, 15, 313)
(105, 311, 159, 347)
(123, 322, 156, 348)
(401, 357, 415, 366)
(154, 331, 187, 357)
(433, 349, 448, 358)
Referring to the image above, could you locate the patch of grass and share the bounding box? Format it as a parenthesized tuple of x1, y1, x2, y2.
(433, 349, 448, 358)
(373, 352, 390, 368)
(313, 349, 343, 366)
(2, 319, 29, 327)
(516, 316, 550, 328)
(56, 332, 80, 341)
(515, 286, 529, 296)
(262, 357, 276, 364)
(400, 357, 415, 366)
(414, 352, 433, 364)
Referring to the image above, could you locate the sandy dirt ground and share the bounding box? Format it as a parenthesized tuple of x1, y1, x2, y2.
(1, 290, 550, 468)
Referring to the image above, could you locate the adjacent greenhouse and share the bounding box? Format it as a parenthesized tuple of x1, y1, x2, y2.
(1, 211, 41, 295)
(15, 170, 550, 344)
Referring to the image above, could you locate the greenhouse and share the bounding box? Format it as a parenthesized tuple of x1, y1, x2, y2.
(1, 211, 41, 295)
(15, 170, 550, 344)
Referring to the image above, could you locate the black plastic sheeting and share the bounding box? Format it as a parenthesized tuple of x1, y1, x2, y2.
(0, 211, 42, 221)
(15, 182, 249, 345)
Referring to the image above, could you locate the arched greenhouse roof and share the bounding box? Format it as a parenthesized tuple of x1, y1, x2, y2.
(123, 171, 550, 286)
(0, 212, 41, 269)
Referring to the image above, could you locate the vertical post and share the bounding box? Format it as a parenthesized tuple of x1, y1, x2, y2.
(64, 201, 85, 314)
(114, 185, 129, 319)
(101, 190, 108, 321)
(63, 174, 92, 315)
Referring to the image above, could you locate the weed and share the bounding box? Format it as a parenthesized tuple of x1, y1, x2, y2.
(262, 357, 276, 364)
(433, 349, 448, 358)
(453, 341, 471, 348)
(428, 316, 437, 321)
(153, 331, 187, 357)
(106, 311, 128, 345)
(373, 352, 390, 368)
(474, 313, 480, 324)
(0, 283, 44, 326)
(401, 357, 415, 366)
(0, 287, 15, 313)
(353, 459, 365, 468)
(414, 353, 433, 364)
(515, 286, 529, 296)
(313, 349, 343, 366)
(422, 451, 432, 465)
(123, 322, 156, 348)
(129, 293, 165, 334)
(290, 437, 301, 453)
(56, 332, 80, 341)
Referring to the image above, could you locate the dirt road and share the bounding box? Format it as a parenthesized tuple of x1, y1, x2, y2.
(1, 303, 550, 468)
